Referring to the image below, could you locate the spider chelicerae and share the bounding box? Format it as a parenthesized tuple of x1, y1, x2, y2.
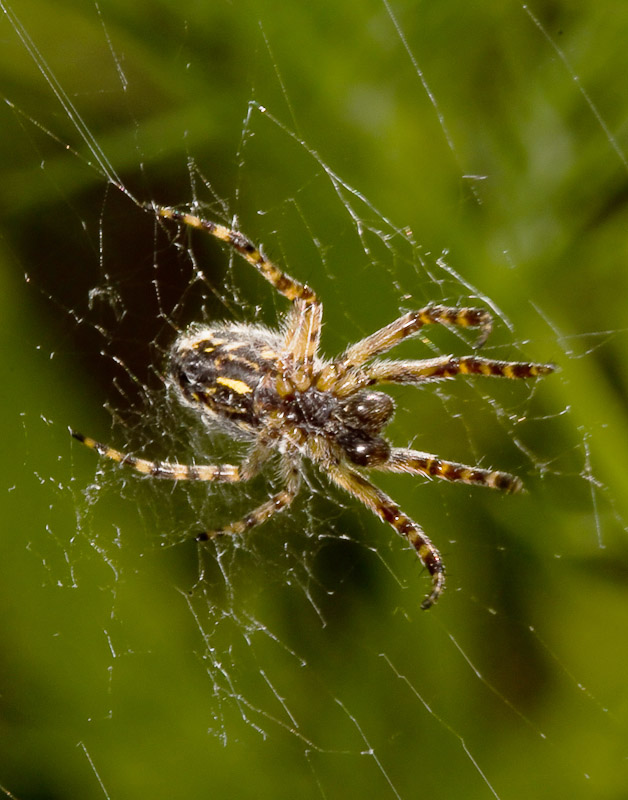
(72, 205, 555, 609)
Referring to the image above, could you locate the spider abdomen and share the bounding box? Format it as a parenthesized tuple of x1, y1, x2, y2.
(169, 322, 283, 433)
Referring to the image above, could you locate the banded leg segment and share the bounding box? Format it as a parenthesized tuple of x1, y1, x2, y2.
(155, 205, 317, 305)
(377, 447, 523, 493)
(156, 205, 324, 392)
(365, 355, 556, 385)
(341, 306, 491, 367)
(71, 430, 254, 483)
(281, 298, 324, 391)
(326, 462, 445, 609)
(197, 454, 302, 539)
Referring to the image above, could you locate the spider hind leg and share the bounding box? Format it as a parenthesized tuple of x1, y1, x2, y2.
(197, 456, 302, 539)
(70, 430, 242, 482)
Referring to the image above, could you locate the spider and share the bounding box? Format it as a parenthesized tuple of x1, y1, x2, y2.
(72, 205, 555, 609)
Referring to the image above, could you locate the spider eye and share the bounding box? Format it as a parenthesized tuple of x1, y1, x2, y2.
(340, 391, 394, 435)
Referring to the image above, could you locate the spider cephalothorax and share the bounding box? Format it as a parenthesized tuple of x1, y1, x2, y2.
(72, 205, 555, 609)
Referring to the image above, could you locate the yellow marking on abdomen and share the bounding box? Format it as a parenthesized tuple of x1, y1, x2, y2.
(216, 376, 253, 394)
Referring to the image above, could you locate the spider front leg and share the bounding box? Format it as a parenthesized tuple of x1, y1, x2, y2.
(364, 354, 556, 385)
(325, 461, 445, 609)
(197, 453, 302, 539)
(374, 447, 524, 493)
(317, 305, 493, 393)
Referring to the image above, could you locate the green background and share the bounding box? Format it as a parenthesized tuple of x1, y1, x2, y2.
(1, 1, 628, 798)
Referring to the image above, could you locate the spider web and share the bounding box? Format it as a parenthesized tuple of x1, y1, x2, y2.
(2, 1, 628, 798)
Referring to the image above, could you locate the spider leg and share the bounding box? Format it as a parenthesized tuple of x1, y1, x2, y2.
(154, 205, 323, 392)
(70, 430, 262, 483)
(280, 298, 324, 392)
(317, 305, 493, 392)
(374, 447, 524, 493)
(72, 428, 300, 536)
(197, 452, 302, 539)
(325, 461, 445, 609)
(364, 355, 556, 385)
(155, 205, 316, 303)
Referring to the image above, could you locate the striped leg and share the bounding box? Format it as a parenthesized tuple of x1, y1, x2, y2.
(281, 298, 324, 391)
(155, 205, 323, 393)
(340, 306, 491, 365)
(365, 355, 556, 384)
(376, 447, 524, 493)
(325, 462, 445, 610)
(155, 205, 317, 304)
(70, 430, 268, 483)
(197, 455, 302, 539)
(72, 429, 300, 539)
(317, 305, 493, 391)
